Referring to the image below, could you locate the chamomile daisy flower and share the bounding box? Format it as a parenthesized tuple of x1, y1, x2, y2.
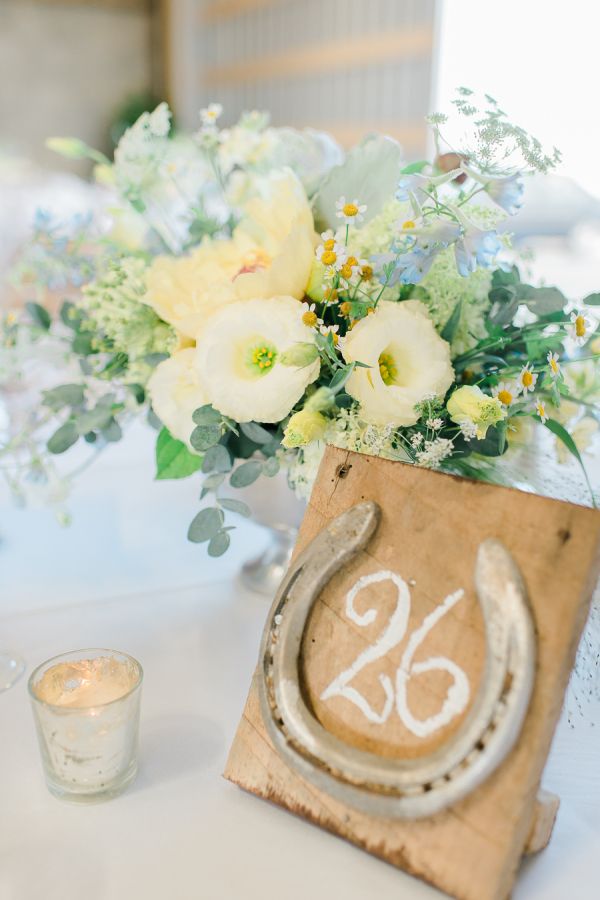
(338, 254, 367, 284)
(336, 196, 367, 225)
(315, 240, 346, 269)
(426, 417, 444, 430)
(569, 310, 593, 345)
(301, 302, 323, 329)
(535, 398, 548, 424)
(320, 323, 341, 346)
(517, 363, 537, 395)
(492, 381, 517, 407)
(199, 103, 223, 129)
(547, 351, 561, 379)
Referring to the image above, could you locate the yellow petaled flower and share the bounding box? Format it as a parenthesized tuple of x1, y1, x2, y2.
(323, 238, 336, 251)
(145, 171, 316, 338)
(281, 409, 328, 448)
(447, 385, 506, 440)
(339, 301, 351, 316)
(360, 264, 373, 280)
(300, 302, 321, 329)
(341, 301, 454, 426)
(147, 348, 209, 448)
(340, 263, 353, 280)
(547, 351, 561, 378)
(535, 399, 548, 424)
(321, 249, 337, 266)
(195, 296, 320, 423)
(492, 381, 516, 407)
(517, 363, 538, 394)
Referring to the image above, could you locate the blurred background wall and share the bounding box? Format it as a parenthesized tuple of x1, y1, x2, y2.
(0, 0, 161, 172)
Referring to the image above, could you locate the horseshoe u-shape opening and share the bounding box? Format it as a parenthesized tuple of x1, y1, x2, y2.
(258, 501, 537, 819)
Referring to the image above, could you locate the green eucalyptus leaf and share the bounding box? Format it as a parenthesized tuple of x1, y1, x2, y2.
(202, 472, 226, 491)
(582, 292, 600, 306)
(263, 456, 280, 477)
(192, 404, 222, 425)
(469, 423, 508, 457)
(240, 422, 273, 444)
(26, 301, 51, 331)
(47, 421, 78, 454)
(190, 423, 222, 452)
(101, 418, 122, 443)
(202, 444, 232, 474)
(42, 384, 85, 410)
(156, 427, 203, 480)
(207, 529, 231, 557)
(400, 160, 429, 174)
(230, 460, 263, 488)
(187, 507, 224, 543)
(219, 498, 251, 517)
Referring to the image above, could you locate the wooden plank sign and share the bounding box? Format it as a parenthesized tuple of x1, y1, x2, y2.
(225, 446, 600, 900)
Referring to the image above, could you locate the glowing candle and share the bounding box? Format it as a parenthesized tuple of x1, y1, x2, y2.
(29, 649, 143, 802)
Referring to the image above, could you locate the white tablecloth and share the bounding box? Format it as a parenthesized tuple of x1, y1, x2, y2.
(1, 432, 599, 900)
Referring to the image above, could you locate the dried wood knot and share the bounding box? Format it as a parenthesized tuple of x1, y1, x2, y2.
(335, 463, 352, 480)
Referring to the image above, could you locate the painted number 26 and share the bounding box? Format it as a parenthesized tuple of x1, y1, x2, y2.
(320, 571, 470, 738)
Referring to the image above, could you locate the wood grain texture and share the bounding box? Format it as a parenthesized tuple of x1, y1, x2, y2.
(225, 446, 600, 900)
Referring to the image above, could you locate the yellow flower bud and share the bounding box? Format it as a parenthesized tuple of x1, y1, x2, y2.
(446, 385, 506, 439)
(282, 409, 328, 448)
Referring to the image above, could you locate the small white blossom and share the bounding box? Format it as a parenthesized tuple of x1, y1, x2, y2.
(568, 310, 594, 346)
(535, 398, 548, 424)
(516, 363, 538, 395)
(200, 103, 223, 129)
(459, 419, 478, 441)
(411, 432, 424, 448)
(426, 417, 443, 431)
(547, 351, 561, 379)
(492, 381, 517, 407)
(415, 437, 454, 468)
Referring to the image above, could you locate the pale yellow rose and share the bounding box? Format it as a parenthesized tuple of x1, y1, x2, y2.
(282, 409, 328, 448)
(145, 170, 316, 338)
(447, 385, 506, 439)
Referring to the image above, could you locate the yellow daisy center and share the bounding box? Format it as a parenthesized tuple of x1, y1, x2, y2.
(497, 389, 513, 406)
(378, 351, 398, 386)
(549, 357, 559, 374)
(321, 249, 337, 266)
(324, 287, 338, 303)
(340, 263, 353, 280)
(402, 219, 416, 230)
(302, 310, 318, 327)
(339, 301, 351, 316)
(361, 264, 373, 280)
(521, 370, 534, 388)
(342, 202, 359, 217)
(323, 238, 336, 251)
(346, 256, 358, 267)
(575, 315, 587, 338)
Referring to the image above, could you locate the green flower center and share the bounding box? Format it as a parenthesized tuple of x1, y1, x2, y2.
(378, 351, 398, 386)
(246, 342, 277, 376)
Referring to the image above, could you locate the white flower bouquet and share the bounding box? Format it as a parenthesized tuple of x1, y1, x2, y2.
(3, 90, 599, 554)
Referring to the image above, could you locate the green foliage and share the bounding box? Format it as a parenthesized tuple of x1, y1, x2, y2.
(312, 134, 404, 230)
(219, 498, 251, 517)
(240, 422, 274, 444)
(47, 422, 79, 454)
(544, 419, 596, 505)
(26, 302, 51, 331)
(155, 428, 203, 480)
(230, 460, 263, 488)
(469, 423, 508, 457)
(42, 384, 85, 411)
(187, 507, 224, 542)
(441, 300, 463, 343)
(202, 444, 232, 474)
(207, 530, 231, 557)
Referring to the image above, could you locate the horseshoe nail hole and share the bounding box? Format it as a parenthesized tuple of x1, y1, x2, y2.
(558, 528, 571, 544)
(423, 783, 433, 793)
(335, 464, 352, 479)
(475, 739, 485, 752)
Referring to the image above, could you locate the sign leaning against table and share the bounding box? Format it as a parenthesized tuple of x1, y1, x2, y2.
(225, 446, 600, 900)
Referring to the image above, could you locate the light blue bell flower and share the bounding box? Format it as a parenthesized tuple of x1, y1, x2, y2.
(454, 227, 502, 276)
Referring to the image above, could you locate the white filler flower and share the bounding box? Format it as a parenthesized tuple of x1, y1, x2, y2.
(147, 348, 208, 447)
(195, 296, 320, 423)
(342, 300, 454, 426)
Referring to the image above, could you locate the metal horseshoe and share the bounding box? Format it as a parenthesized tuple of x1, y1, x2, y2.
(258, 501, 536, 819)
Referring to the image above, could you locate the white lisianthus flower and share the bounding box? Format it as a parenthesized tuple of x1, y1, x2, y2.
(342, 301, 454, 426)
(195, 296, 320, 423)
(147, 348, 209, 447)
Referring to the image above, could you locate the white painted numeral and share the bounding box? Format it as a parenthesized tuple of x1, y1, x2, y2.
(320, 572, 470, 737)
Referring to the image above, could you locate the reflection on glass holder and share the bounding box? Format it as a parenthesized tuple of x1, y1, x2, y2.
(0, 651, 25, 693)
(240, 524, 298, 596)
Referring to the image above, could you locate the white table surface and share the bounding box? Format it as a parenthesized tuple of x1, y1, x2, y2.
(1, 430, 599, 900)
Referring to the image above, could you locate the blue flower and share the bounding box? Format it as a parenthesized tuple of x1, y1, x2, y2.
(485, 173, 524, 215)
(454, 227, 502, 276)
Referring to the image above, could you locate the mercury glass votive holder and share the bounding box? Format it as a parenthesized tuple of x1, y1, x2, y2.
(28, 649, 143, 803)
